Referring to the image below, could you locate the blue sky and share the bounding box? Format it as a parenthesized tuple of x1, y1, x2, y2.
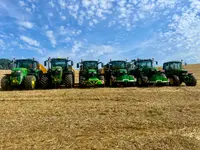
(0, 0, 200, 65)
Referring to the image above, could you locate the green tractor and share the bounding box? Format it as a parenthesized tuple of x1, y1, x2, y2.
(77, 60, 105, 87)
(42, 57, 75, 88)
(163, 61, 197, 86)
(1, 58, 46, 90)
(104, 60, 136, 87)
(128, 59, 168, 86)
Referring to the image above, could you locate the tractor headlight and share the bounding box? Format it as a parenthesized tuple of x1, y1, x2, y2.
(16, 70, 21, 73)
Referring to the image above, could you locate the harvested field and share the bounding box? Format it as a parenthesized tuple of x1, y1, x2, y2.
(0, 65, 200, 149)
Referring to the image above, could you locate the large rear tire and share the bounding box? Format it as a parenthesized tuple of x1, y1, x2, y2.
(186, 75, 197, 86)
(24, 75, 36, 90)
(1, 76, 11, 91)
(40, 75, 49, 89)
(169, 75, 180, 86)
(65, 74, 73, 88)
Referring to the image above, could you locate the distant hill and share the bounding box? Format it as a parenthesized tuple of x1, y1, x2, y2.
(0, 58, 12, 70)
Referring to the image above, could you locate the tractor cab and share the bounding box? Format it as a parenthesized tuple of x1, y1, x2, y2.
(14, 59, 39, 69)
(163, 61, 196, 86)
(45, 58, 73, 70)
(43, 58, 74, 87)
(12, 59, 40, 75)
(77, 60, 103, 77)
(128, 58, 168, 86)
(163, 61, 187, 75)
(107, 60, 127, 76)
(79, 61, 99, 71)
(77, 60, 104, 87)
(104, 60, 136, 87)
(130, 59, 158, 77)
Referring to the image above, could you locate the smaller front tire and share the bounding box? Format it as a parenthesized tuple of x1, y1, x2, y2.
(186, 75, 197, 86)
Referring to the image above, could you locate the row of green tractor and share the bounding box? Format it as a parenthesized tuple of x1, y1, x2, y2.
(0, 58, 197, 91)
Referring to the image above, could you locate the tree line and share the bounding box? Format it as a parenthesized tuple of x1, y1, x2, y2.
(0, 58, 12, 70)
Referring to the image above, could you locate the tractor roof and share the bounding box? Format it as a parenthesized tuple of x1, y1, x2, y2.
(51, 58, 68, 60)
(15, 59, 38, 62)
(163, 61, 182, 64)
(110, 60, 126, 63)
(132, 59, 153, 62)
(82, 60, 98, 63)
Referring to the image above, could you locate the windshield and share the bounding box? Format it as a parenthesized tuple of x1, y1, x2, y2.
(14, 60, 35, 69)
(110, 61, 126, 69)
(83, 61, 98, 69)
(165, 62, 182, 70)
(136, 61, 153, 67)
(51, 59, 68, 68)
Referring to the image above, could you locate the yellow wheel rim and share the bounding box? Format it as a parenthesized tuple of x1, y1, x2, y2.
(32, 80, 35, 88)
(169, 78, 174, 85)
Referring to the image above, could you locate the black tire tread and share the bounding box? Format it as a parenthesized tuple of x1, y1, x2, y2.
(40, 75, 49, 89)
(64, 74, 73, 88)
(24, 75, 36, 90)
(1, 76, 11, 91)
(186, 75, 197, 86)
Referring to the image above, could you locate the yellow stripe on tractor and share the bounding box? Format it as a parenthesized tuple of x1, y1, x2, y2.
(39, 64, 47, 74)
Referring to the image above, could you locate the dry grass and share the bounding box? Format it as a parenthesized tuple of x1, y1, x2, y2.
(0, 65, 200, 149)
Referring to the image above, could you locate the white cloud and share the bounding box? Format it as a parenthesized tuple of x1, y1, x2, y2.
(32, 4, 35, 10)
(59, 0, 66, 9)
(20, 36, 40, 47)
(46, 30, 57, 47)
(26, 7, 31, 13)
(61, 16, 66, 20)
(49, 0, 55, 8)
(81, 44, 115, 59)
(82, 0, 91, 8)
(18, 21, 34, 29)
(48, 13, 53, 17)
(19, 1, 25, 7)
(0, 39, 6, 50)
(60, 26, 68, 35)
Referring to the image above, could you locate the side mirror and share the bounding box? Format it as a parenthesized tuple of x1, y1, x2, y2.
(106, 64, 109, 68)
(77, 63, 79, 68)
(44, 61, 47, 66)
(156, 61, 158, 65)
(101, 62, 103, 67)
(71, 61, 74, 66)
(185, 63, 187, 66)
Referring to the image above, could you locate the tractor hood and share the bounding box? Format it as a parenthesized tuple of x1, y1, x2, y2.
(12, 68, 27, 72)
(118, 69, 127, 74)
(10, 68, 28, 86)
(11, 68, 28, 74)
(181, 69, 188, 73)
(149, 73, 168, 84)
(52, 66, 63, 71)
(87, 69, 97, 74)
(115, 74, 136, 83)
(140, 66, 157, 72)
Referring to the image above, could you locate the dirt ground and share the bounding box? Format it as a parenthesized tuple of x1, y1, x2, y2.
(0, 65, 200, 149)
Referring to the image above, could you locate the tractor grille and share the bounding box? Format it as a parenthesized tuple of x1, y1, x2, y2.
(90, 80, 96, 85)
(11, 72, 21, 77)
(52, 71, 61, 75)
